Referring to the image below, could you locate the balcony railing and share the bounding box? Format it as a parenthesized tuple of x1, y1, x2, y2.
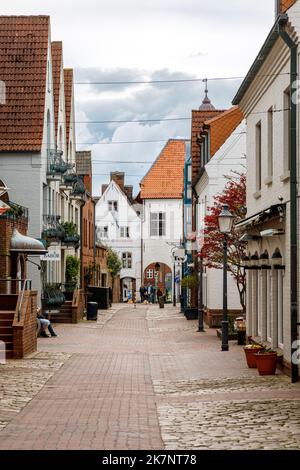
(70, 176, 87, 203)
(47, 149, 71, 181)
(42, 215, 65, 242)
(0, 201, 29, 221)
(61, 222, 80, 248)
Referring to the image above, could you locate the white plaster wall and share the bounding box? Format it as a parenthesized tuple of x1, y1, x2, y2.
(95, 181, 142, 294)
(195, 122, 246, 312)
(142, 198, 183, 286)
(238, 2, 300, 365)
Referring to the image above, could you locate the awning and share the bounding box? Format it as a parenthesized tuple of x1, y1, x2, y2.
(10, 228, 48, 255)
(235, 204, 285, 231)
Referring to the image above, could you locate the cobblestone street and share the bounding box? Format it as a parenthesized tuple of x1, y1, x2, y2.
(0, 304, 300, 450)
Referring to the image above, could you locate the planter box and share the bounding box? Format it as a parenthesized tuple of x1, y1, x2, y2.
(184, 308, 198, 320)
(204, 309, 243, 328)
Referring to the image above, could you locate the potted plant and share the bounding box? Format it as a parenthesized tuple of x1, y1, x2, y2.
(254, 348, 278, 376)
(243, 344, 264, 368)
(181, 274, 198, 320)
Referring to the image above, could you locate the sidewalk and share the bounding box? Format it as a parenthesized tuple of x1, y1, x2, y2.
(0, 303, 299, 450)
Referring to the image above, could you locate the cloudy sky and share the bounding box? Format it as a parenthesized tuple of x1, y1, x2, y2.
(2, 0, 275, 195)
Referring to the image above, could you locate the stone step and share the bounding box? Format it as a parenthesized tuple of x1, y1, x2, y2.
(0, 333, 13, 342)
(0, 319, 14, 327)
(0, 326, 13, 335)
(0, 310, 15, 320)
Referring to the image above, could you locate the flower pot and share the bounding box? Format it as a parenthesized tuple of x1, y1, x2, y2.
(243, 347, 264, 368)
(255, 352, 277, 376)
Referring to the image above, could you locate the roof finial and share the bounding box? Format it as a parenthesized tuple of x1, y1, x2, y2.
(199, 78, 215, 111)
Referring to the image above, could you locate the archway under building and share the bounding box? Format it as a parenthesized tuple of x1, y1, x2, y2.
(121, 277, 136, 302)
(143, 263, 172, 303)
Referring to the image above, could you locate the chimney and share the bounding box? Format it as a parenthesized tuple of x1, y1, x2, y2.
(124, 185, 133, 201)
(110, 172, 125, 190)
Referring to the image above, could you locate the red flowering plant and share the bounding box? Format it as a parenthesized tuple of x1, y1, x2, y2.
(200, 173, 247, 312)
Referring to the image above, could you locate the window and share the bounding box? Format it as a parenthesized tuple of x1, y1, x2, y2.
(284, 88, 291, 172)
(120, 226, 130, 238)
(150, 212, 166, 237)
(267, 107, 273, 179)
(99, 226, 108, 239)
(108, 201, 118, 212)
(122, 252, 132, 269)
(277, 270, 284, 347)
(256, 121, 262, 191)
(146, 269, 154, 279)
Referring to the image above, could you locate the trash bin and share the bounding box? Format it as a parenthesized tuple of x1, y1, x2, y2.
(236, 317, 246, 345)
(159, 296, 165, 309)
(87, 302, 98, 321)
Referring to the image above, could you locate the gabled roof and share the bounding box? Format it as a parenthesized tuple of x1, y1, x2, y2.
(64, 68, 73, 150)
(140, 139, 187, 199)
(0, 16, 50, 152)
(203, 106, 244, 157)
(280, 0, 297, 13)
(51, 41, 63, 141)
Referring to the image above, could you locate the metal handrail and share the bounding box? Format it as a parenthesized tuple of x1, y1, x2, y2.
(17, 280, 31, 322)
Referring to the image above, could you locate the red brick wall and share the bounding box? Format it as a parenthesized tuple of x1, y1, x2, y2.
(13, 291, 37, 359)
(0, 217, 28, 294)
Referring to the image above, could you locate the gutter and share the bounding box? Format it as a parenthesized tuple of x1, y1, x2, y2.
(278, 17, 299, 384)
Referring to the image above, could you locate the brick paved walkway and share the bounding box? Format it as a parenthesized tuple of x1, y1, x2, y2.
(0, 304, 300, 450)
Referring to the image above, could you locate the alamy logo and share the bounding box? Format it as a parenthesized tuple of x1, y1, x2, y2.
(0, 340, 6, 365)
(0, 80, 6, 105)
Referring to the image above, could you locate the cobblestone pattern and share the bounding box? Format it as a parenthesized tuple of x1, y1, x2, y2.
(158, 399, 300, 450)
(154, 375, 295, 396)
(0, 353, 71, 432)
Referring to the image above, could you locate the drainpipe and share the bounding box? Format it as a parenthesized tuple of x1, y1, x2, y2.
(93, 199, 97, 286)
(279, 17, 299, 383)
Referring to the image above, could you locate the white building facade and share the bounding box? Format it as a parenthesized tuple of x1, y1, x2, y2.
(0, 17, 82, 303)
(195, 118, 246, 319)
(95, 173, 142, 301)
(233, 0, 300, 377)
(140, 140, 187, 302)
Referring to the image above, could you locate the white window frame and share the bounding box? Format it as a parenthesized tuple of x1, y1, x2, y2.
(99, 226, 108, 239)
(108, 200, 118, 212)
(120, 226, 130, 238)
(150, 212, 166, 237)
(122, 252, 132, 269)
(146, 269, 154, 279)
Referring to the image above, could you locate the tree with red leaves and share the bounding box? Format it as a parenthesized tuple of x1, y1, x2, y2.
(201, 173, 247, 312)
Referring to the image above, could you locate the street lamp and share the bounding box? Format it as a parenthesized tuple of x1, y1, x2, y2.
(218, 204, 234, 352)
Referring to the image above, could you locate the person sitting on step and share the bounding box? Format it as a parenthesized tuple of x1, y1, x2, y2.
(37, 308, 58, 337)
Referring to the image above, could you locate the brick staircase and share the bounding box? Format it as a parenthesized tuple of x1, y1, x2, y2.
(0, 295, 18, 359)
(50, 300, 73, 324)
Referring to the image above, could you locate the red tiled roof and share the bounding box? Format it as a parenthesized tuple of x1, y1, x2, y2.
(203, 106, 244, 157)
(191, 109, 223, 181)
(51, 41, 63, 142)
(0, 16, 50, 152)
(64, 68, 73, 151)
(280, 0, 296, 13)
(140, 139, 186, 199)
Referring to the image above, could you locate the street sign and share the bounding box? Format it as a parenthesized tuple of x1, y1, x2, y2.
(40, 248, 61, 262)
